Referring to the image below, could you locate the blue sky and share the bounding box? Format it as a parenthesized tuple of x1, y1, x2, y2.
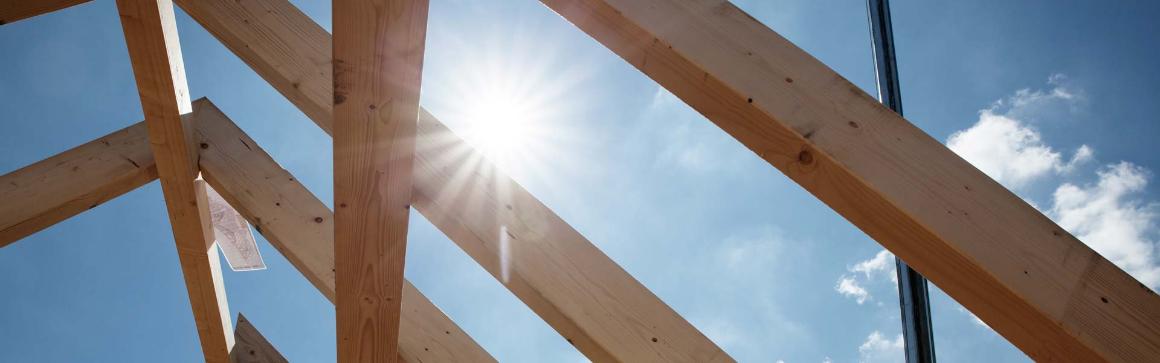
(2, 0, 1158, 362)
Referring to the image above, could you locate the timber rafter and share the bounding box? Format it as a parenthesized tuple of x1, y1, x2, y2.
(2, 0, 1159, 362)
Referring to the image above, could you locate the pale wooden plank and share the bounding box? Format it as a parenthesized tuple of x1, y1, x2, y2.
(195, 178, 238, 356)
(0, 121, 156, 247)
(333, 1, 430, 361)
(116, 0, 233, 361)
(536, 0, 1160, 361)
(0, 0, 89, 25)
(192, 99, 495, 363)
(173, 0, 331, 126)
(231, 314, 289, 363)
(178, 0, 731, 360)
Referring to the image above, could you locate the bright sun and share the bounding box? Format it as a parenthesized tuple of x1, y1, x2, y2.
(429, 31, 590, 177)
(468, 92, 534, 161)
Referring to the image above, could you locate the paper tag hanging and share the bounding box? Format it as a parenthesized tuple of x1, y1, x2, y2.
(206, 184, 266, 271)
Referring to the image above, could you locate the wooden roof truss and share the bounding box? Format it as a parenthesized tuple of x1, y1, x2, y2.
(2, 0, 1158, 362)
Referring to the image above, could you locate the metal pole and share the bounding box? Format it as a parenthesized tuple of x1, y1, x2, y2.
(865, 1, 937, 362)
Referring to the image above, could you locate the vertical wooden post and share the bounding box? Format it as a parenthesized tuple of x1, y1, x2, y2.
(116, 0, 233, 361)
(333, 1, 430, 362)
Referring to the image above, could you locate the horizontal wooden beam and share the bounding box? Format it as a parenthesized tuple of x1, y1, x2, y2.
(192, 99, 495, 363)
(0, 121, 156, 247)
(536, 0, 1160, 361)
(0, 0, 89, 25)
(117, 0, 232, 360)
(231, 314, 289, 363)
(177, 0, 731, 360)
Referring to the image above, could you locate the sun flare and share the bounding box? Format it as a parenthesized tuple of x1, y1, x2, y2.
(466, 91, 536, 163)
(424, 26, 597, 186)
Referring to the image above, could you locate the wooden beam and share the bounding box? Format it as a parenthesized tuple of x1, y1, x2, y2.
(177, 0, 732, 360)
(172, 0, 331, 126)
(116, 0, 233, 361)
(0, 121, 156, 247)
(231, 314, 289, 363)
(0, 0, 89, 25)
(411, 110, 732, 362)
(536, 0, 1160, 361)
(332, 1, 430, 361)
(192, 99, 495, 363)
(1, 98, 491, 362)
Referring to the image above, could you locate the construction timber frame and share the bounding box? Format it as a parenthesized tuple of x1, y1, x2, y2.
(3, 0, 1159, 362)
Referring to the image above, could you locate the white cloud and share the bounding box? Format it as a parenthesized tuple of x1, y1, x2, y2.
(947, 75, 1091, 189)
(944, 74, 1160, 331)
(836, 250, 897, 304)
(1051, 162, 1160, 287)
(947, 111, 1090, 188)
(992, 73, 1084, 119)
(851, 249, 894, 278)
(858, 331, 904, 363)
(945, 75, 1160, 290)
(836, 276, 871, 304)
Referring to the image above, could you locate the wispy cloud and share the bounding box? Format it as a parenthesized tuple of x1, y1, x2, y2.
(647, 86, 752, 174)
(685, 226, 817, 361)
(835, 276, 871, 305)
(857, 331, 904, 363)
(851, 250, 895, 280)
(836, 250, 896, 305)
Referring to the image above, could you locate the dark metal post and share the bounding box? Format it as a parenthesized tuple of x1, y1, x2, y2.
(866, 0, 937, 362)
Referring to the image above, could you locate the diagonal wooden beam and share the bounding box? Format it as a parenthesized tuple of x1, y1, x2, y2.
(0, 98, 491, 361)
(536, 0, 1160, 361)
(169, 0, 330, 134)
(231, 314, 289, 363)
(0, 121, 156, 247)
(116, 0, 233, 361)
(411, 110, 733, 362)
(176, 0, 732, 361)
(0, 0, 89, 25)
(332, 1, 430, 361)
(172, 0, 331, 128)
(192, 99, 495, 363)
